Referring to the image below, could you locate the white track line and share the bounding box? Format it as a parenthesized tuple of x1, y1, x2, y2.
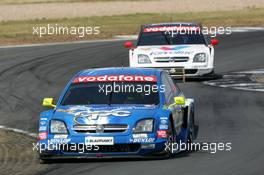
(0, 38, 127, 49)
(233, 87, 264, 92)
(0, 125, 37, 138)
(231, 27, 264, 32)
(234, 70, 264, 74)
(115, 35, 138, 40)
(204, 68, 264, 92)
(204, 82, 264, 92)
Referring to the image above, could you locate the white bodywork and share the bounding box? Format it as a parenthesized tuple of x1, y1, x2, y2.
(129, 44, 215, 77)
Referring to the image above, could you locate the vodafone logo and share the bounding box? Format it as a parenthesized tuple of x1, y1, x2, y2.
(73, 75, 157, 83)
(143, 26, 200, 33)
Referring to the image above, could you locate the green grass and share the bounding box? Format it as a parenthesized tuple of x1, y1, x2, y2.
(1, 8, 264, 45)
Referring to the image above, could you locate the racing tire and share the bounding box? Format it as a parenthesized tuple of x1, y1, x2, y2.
(164, 120, 176, 158)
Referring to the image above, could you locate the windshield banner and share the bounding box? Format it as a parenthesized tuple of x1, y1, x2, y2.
(73, 75, 157, 83)
(143, 26, 200, 33)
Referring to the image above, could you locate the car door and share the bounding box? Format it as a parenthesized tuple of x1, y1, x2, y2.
(161, 72, 184, 135)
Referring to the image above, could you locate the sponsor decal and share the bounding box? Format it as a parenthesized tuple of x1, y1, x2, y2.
(74, 110, 131, 124)
(40, 121, 46, 125)
(143, 26, 200, 33)
(54, 134, 68, 139)
(58, 106, 155, 115)
(39, 118, 48, 131)
(159, 124, 168, 130)
(40, 119, 47, 126)
(76, 110, 130, 118)
(73, 75, 157, 83)
(139, 48, 152, 51)
(38, 132, 47, 140)
(159, 46, 189, 51)
(131, 134, 155, 143)
(85, 137, 114, 145)
(57, 106, 132, 124)
(49, 138, 71, 144)
(56, 109, 75, 114)
(132, 133, 148, 138)
(150, 50, 194, 56)
(138, 46, 193, 57)
(160, 119, 168, 125)
(130, 138, 155, 143)
(39, 126, 47, 131)
(157, 130, 167, 138)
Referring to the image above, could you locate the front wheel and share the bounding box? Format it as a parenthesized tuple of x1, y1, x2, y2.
(164, 120, 176, 158)
(39, 157, 53, 164)
(39, 159, 48, 164)
(187, 116, 195, 144)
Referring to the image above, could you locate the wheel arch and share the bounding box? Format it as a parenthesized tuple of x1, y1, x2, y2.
(184, 98, 195, 128)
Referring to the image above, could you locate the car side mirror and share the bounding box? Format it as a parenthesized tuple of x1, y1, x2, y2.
(174, 96, 185, 105)
(42, 98, 56, 108)
(123, 41, 134, 49)
(210, 39, 218, 46)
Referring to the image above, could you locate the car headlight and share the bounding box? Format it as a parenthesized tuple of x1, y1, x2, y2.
(133, 119, 153, 133)
(193, 53, 207, 62)
(50, 120, 68, 134)
(138, 54, 151, 64)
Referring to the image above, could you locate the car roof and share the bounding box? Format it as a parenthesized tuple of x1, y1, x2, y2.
(143, 22, 200, 28)
(76, 67, 162, 77)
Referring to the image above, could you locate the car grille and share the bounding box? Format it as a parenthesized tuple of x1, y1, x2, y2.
(154, 57, 189, 63)
(72, 124, 128, 133)
(61, 144, 140, 153)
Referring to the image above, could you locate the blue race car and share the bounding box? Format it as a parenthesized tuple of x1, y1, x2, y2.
(37, 67, 195, 162)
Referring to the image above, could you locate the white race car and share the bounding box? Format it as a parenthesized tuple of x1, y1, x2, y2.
(124, 23, 218, 78)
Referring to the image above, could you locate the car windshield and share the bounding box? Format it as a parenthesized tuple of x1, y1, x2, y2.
(137, 31, 206, 46)
(60, 82, 160, 105)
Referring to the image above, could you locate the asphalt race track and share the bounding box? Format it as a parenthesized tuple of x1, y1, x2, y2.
(0, 31, 264, 175)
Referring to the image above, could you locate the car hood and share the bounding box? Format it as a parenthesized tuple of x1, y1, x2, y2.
(135, 45, 208, 57)
(53, 105, 160, 127)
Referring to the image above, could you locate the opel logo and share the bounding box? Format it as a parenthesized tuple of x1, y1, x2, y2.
(96, 124, 104, 133)
(170, 68, 176, 73)
(169, 57, 175, 62)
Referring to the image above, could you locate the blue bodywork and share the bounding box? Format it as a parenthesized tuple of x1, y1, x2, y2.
(38, 68, 192, 158)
